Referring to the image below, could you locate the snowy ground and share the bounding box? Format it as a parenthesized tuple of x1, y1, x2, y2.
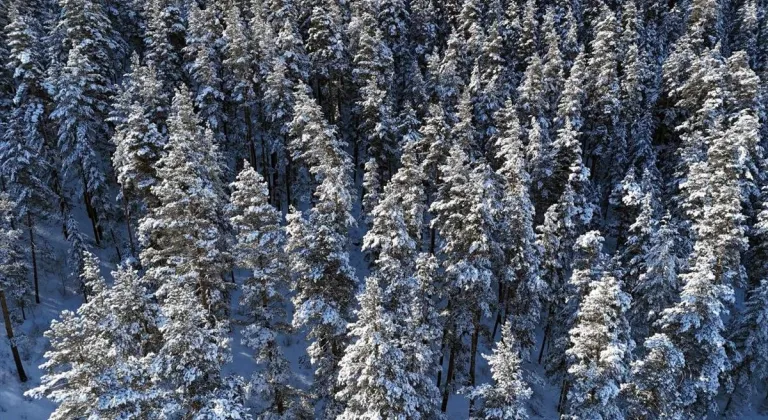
(1, 205, 766, 419)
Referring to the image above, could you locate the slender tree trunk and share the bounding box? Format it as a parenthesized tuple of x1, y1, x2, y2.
(538, 314, 552, 364)
(285, 153, 292, 208)
(245, 109, 257, 170)
(468, 311, 480, 417)
(0, 290, 27, 382)
(271, 151, 279, 211)
(122, 193, 136, 256)
(110, 228, 122, 261)
(27, 213, 39, 304)
(79, 162, 101, 244)
(557, 380, 569, 413)
(491, 283, 506, 340)
(260, 133, 272, 204)
(436, 326, 448, 385)
(441, 344, 456, 412)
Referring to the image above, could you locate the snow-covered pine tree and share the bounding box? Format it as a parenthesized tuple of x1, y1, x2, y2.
(1, 2, 56, 305)
(28, 251, 164, 419)
(143, 0, 185, 91)
(537, 117, 594, 370)
(465, 318, 532, 420)
(472, 22, 507, 147)
(110, 55, 167, 221)
(51, 43, 115, 245)
(306, 0, 346, 118)
(518, 0, 538, 65)
(184, 3, 228, 157)
(229, 163, 287, 331)
(27, 251, 113, 419)
(286, 83, 356, 416)
(541, 6, 564, 120)
(622, 333, 686, 419)
(138, 86, 231, 318)
(582, 2, 624, 207)
(263, 58, 295, 208)
(629, 212, 680, 339)
(228, 163, 307, 417)
(54, 0, 124, 82)
(336, 275, 420, 419)
(358, 76, 396, 222)
(492, 100, 544, 353)
(340, 130, 441, 418)
(221, 3, 258, 168)
(430, 144, 495, 413)
(0, 193, 30, 320)
(563, 237, 632, 419)
(148, 281, 249, 419)
(653, 52, 759, 414)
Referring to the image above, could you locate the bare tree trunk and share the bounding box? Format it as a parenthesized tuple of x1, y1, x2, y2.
(0, 290, 27, 382)
(122, 193, 136, 257)
(557, 380, 569, 413)
(468, 311, 480, 416)
(110, 228, 122, 261)
(285, 153, 292, 208)
(538, 310, 553, 364)
(27, 212, 40, 304)
(441, 344, 456, 412)
(436, 326, 448, 385)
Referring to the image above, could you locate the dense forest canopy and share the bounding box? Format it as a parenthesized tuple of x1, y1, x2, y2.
(0, 0, 767, 418)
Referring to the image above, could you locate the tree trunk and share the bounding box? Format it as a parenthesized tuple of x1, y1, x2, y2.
(271, 151, 279, 211)
(0, 290, 27, 382)
(110, 228, 122, 261)
(27, 213, 39, 304)
(557, 380, 569, 413)
(285, 153, 292, 208)
(468, 311, 480, 416)
(538, 314, 552, 364)
(436, 326, 448, 386)
(122, 194, 136, 257)
(245, 108, 257, 169)
(441, 344, 456, 412)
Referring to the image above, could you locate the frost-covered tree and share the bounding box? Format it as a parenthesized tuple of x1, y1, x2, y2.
(306, 0, 346, 117)
(286, 84, 356, 416)
(431, 144, 495, 411)
(564, 249, 632, 419)
(184, 3, 227, 149)
(143, 0, 185, 90)
(725, 279, 768, 415)
(228, 164, 306, 417)
(51, 42, 115, 244)
(0, 193, 30, 320)
(336, 275, 421, 419)
(340, 132, 440, 418)
(1, 2, 55, 304)
(465, 318, 532, 420)
(629, 212, 680, 338)
(582, 3, 624, 199)
(221, 4, 258, 167)
(541, 6, 564, 119)
(138, 86, 231, 317)
(493, 101, 543, 352)
(28, 255, 162, 419)
(230, 163, 287, 330)
(148, 282, 249, 419)
(110, 56, 167, 217)
(537, 117, 594, 369)
(622, 334, 686, 419)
